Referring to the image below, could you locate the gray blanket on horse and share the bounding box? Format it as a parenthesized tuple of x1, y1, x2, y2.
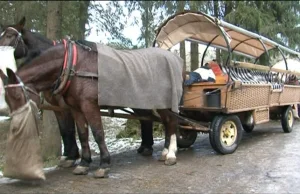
(96, 44, 184, 113)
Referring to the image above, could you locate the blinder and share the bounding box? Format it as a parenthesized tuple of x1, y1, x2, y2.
(0, 26, 27, 56)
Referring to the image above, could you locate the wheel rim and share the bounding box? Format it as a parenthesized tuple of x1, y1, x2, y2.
(220, 121, 237, 147)
(288, 110, 294, 127)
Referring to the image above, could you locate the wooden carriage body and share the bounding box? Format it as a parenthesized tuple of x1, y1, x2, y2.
(154, 11, 300, 152)
(183, 75, 300, 125)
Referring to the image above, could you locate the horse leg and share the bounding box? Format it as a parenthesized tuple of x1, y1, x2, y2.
(159, 129, 170, 161)
(81, 103, 111, 178)
(55, 110, 80, 168)
(133, 109, 154, 156)
(138, 120, 154, 156)
(70, 109, 91, 175)
(157, 109, 177, 166)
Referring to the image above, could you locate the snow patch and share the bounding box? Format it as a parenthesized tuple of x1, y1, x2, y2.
(61, 116, 164, 156)
(0, 115, 164, 184)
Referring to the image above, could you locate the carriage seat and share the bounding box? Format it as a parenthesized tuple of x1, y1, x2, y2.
(221, 65, 284, 90)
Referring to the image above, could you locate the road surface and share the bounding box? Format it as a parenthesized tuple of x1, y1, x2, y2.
(0, 121, 300, 193)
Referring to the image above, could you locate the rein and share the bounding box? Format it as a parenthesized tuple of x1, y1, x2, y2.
(4, 76, 38, 103)
(4, 81, 67, 112)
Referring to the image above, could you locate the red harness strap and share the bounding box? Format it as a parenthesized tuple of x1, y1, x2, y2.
(61, 41, 77, 95)
(62, 39, 68, 69)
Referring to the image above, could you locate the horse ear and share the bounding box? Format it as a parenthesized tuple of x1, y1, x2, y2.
(6, 68, 18, 84)
(0, 69, 8, 85)
(18, 17, 26, 28)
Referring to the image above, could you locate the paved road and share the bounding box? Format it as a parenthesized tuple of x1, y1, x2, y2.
(1, 121, 300, 193)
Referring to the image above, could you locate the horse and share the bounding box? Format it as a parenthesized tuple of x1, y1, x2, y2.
(0, 39, 185, 178)
(0, 17, 155, 163)
(0, 46, 17, 115)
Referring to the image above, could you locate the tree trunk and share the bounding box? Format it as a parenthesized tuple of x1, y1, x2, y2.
(178, 1, 186, 69)
(214, 1, 221, 63)
(144, 1, 150, 48)
(46, 1, 62, 40)
(78, 1, 90, 40)
(44, 1, 63, 159)
(40, 102, 62, 161)
(190, 1, 199, 71)
(180, 41, 186, 69)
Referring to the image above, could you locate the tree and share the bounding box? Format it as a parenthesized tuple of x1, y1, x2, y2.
(224, 1, 300, 65)
(78, 1, 90, 40)
(125, 1, 165, 48)
(46, 1, 62, 39)
(163, 1, 188, 68)
(188, 1, 202, 71)
(90, 1, 133, 48)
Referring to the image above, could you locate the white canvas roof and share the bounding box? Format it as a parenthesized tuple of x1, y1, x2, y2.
(155, 11, 300, 59)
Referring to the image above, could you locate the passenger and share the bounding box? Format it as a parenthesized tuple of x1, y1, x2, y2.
(185, 63, 216, 86)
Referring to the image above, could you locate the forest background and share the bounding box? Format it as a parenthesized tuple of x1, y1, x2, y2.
(1, 1, 300, 70)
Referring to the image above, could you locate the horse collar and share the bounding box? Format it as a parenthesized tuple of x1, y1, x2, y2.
(52, 40, 78, 95)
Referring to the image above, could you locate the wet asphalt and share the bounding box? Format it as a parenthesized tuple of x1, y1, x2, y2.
(0, 120, 300, 193)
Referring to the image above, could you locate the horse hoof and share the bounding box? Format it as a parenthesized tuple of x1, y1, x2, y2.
(159, 155, 167, 161)
(137, 146, 144, 154)
(73, 165, 89, 175)
(141, 148, 153, 156)
(137, 146, 153, 156)
(60, 156, 67, 161)
(93, 168, 110, 178)
(164, 157, 177, 166)
(59, 159, 76, 168)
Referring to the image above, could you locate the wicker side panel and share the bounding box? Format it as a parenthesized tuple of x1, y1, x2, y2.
(226, 85, 270, 111)
(270, 92, 281, 106)
(280, 86, 300, 104)
(254, 108, 269, 124)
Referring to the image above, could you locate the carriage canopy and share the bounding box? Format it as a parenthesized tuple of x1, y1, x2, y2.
(154, 11, 300, 59)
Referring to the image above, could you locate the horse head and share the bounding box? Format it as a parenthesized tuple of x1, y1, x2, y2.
(0, 68, 41, 113)
(0, 17, 28, 59)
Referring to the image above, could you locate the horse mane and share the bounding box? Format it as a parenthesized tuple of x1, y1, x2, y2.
(29, 31, 53, 45)
(17, 39, 97, 70)
(18, 49, 42, 69)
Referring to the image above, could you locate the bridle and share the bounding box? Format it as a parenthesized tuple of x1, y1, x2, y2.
(0, 26, 27, 56)
(4, 75, 68, 112)
(4, 75, 40, 102)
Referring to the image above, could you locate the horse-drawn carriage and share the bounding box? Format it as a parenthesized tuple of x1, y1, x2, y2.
(1, 10, 300, 179)
(152, 11, 300, 154)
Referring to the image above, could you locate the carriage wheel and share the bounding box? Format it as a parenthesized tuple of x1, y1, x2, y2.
(176, 128, 198, 148)
(209, 115, 243, 154)
(242, 123, 255, 133)
(281, 106, 294, 133)
(242, 112, 255, 133)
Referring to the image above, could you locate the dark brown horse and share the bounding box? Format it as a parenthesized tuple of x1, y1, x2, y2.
(0, 40, 184, 178)
(0, 17, 154, 164)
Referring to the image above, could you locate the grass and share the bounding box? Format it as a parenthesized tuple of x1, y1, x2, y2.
(116, 119, 164, 139)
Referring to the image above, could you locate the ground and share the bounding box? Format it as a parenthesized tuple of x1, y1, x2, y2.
(0, 120, 300, 193)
